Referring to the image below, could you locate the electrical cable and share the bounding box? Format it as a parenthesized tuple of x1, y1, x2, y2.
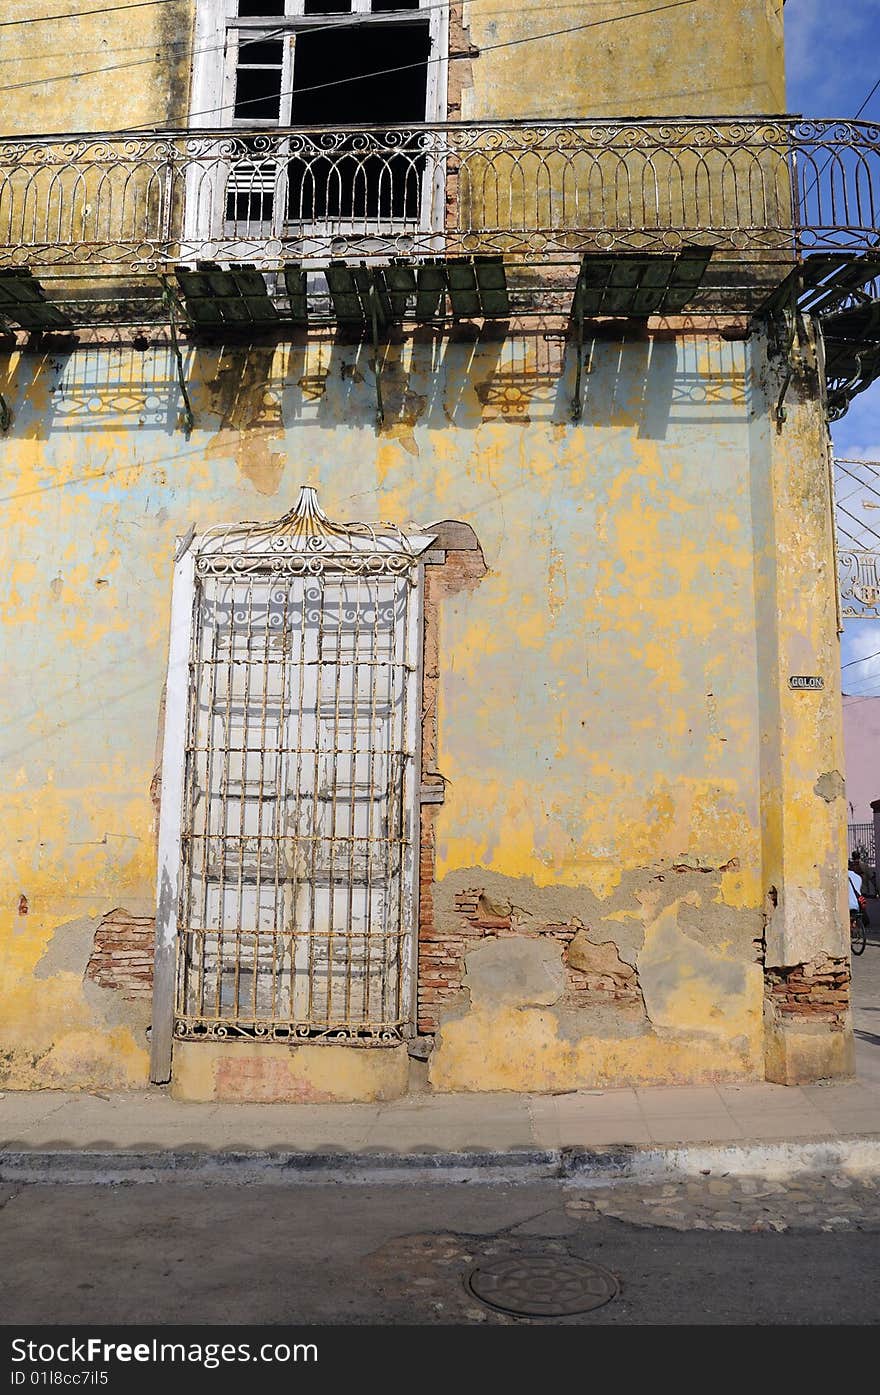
(0, 0, 172, 24)
(0, 0, 703, 119)
(0, 0, 676, 57)
(0, 0, 624, 63)
(840, 672, 880, 692)
(842, 647, 880, 670)
(798, 70, 880, 206)
(135, 0, 705, 129)
(0, 0, 671, 27)
(0, 0, 704, 83)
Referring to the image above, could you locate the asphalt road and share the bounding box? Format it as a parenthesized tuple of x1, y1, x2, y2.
(0, 1176, 877, 1327)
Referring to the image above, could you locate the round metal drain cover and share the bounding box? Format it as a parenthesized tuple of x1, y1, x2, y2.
(466, 1254, 619, 1317)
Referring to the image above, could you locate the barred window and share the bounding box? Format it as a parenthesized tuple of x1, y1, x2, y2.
(154, 491, 435, 1055)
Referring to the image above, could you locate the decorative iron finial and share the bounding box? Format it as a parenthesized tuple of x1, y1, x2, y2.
(196, 484, 437, 566)
(273, 484, 341, 550)
(291, 485, 326, 527)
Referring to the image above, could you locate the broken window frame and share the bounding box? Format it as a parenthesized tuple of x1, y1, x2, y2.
(184, 0, 449, 260)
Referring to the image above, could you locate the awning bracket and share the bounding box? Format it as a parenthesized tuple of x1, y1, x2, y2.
(161, 276, 195, 437)
(571, 305, 585, 423)
(368, 281, 385, 428)
(774, 284, 801, 428)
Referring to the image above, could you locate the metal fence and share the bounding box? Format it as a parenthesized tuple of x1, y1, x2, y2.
(848, 822, 875, 864)
(0, 118, 878, 273)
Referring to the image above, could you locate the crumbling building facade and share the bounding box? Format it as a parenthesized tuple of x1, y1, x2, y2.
(2, 0, 877, 1099)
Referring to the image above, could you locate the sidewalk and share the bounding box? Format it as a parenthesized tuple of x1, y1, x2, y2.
(2, 1074, 880, 1184)
(2, 940, 879, 1184)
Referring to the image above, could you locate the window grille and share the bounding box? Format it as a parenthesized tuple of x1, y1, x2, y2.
(160, 487, 434, 1046)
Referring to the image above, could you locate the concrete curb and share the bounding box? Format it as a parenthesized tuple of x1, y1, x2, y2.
(2, 1135, 879, 1185)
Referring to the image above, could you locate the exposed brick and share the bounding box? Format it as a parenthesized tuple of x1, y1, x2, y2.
(764, 955, 850, 1025)
(86, 909, 155, 1000)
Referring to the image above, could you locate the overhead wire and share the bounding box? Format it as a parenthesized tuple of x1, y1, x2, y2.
(131, 0, 705, 130)
(0, 0, 683, 27)
(840, 670, 880, 691)
(842, 647, 880, 670)
(0, 0, 173, 24)
(0, 0, 703, 120)
(0, 0, 638, 62)
(798, 66, 880, 208)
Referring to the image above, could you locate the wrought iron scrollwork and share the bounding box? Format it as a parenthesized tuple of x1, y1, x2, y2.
(0, 118, 877, 271)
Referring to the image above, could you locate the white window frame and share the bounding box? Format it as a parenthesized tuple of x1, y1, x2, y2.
(190, 1, 448, 131)
(183, 0, 448, 260)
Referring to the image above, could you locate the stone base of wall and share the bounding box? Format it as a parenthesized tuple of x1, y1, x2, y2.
(762, 954, 854, 1084)
(427, 931, 765, 1093)
(763, 1014, 855, 1086)
(764, 955, 850, 1028)
(419, 889, 644, 1032)
(171, 1040, 410, 1103)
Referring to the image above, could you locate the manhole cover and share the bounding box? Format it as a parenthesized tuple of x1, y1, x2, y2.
(466, 1254, 619, 1317)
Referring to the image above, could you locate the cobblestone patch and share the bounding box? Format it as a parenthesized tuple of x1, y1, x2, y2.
(564, 1174, 880, 1233)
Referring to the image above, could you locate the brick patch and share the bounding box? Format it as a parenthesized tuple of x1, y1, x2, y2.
(417, 538, 487, 1033)
(86, 909, 155, 1000)
(765, 955, 850, 1028)
(417, 888, 642, 1032)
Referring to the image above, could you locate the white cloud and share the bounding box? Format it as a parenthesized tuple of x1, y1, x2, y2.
(842, 619, 880, 694)
(786, 0, 880, 115)
(785, 0, 823, 93)
(832, 375, 880, 460)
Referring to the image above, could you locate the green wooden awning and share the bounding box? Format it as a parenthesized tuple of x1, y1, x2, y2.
(175, 263, 279, 328)
(572, 248, 713, 318)
(0, 269, 70, 331)
(173, 256, 511, 332)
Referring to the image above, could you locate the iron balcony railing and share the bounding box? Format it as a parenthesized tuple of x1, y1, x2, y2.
(0, 117, 878, 318)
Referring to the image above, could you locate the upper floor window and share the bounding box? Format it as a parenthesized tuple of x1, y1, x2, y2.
(190, 0, 447, 130)
(186, 2, 448, 244)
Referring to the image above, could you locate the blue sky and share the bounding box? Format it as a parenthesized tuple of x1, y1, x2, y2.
(785, 0, 880, 683)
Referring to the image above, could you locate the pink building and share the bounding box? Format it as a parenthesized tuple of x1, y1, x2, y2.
(843, 694, 880, 823)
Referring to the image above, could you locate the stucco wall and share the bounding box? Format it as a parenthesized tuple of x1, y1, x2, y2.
(0, 326, 849, 1092)
(460, 0, 786, 120)
(0, 1, 194, 136)
(0, 0, 785, 138)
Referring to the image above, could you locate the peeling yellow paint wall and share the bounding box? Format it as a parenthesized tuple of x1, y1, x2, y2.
(0, 327, 848, 1092)
(0, 1, 194, 135)
(748, 330, 852, 1085)
(0, 0, 784, 140)
(172, 1040, 411, 1103)
(0, 0, 844, 1099)
(460, 0, 786, 120)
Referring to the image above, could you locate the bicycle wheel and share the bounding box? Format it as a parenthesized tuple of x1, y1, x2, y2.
(851, 910, 867, 956)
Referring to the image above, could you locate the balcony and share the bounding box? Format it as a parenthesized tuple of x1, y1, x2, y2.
(0, 117, 878, 339)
